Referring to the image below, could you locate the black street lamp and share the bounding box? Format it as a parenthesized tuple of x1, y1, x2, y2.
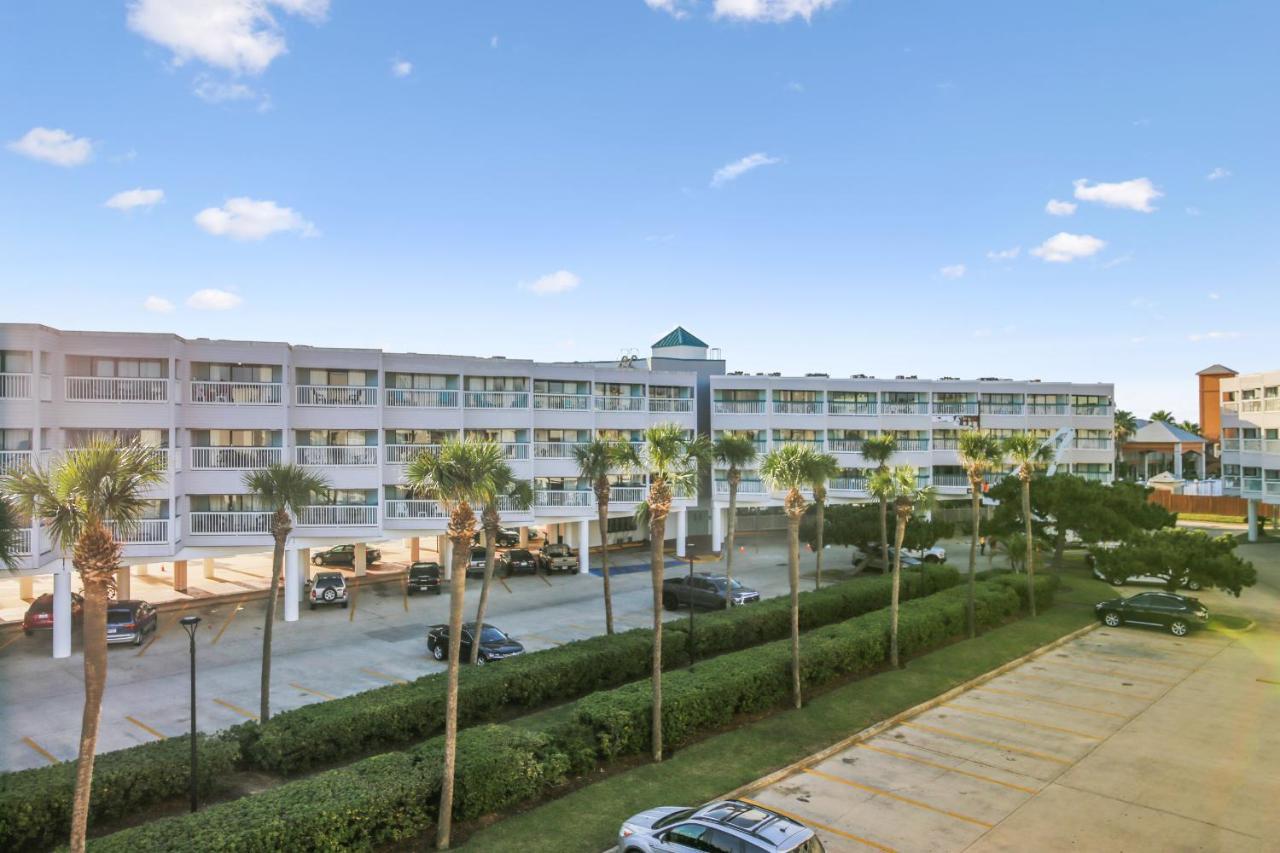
(179, 615, 202, 813)
(685, 543, 696, 669)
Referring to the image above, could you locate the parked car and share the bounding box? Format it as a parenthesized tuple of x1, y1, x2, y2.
(465, 546, 489, 578)
(538, 542, 578, 573)
(307, 571, 349, 609)
(619, 799, 825, 853)
(106, 600, 159, 646)
(406, 562, 443, 595)
(1095, 591, 1209, 637)
(22, 592, 84, 636)
(663, 573, 760, 610)
(473, 527, 521, 547)
(853, 545, 923, 573)
(311, 544, 381, 567)
(500, 548, 539, 576)
(426, 623, 524, 664)
(1091, 566, 1203, 591)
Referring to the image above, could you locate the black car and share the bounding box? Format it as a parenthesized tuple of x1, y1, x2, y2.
(663, 573, 760, 610)
(473, 527, 521, 548)
(500, 548, 538, 576)
(426, 623, 524, 664)
(106, 600, 159, 646)
(407, 562, 443, 595)
(1095, 591, 1209, 637)
(312, 544, 382, 567)
(465, 546, 489, 578)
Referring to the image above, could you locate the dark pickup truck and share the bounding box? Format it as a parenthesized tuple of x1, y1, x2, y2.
(662, 572, 760, 610)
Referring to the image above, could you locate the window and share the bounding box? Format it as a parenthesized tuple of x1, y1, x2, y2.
(774, 389, 821, 402)
(67, 428, 167, 448)
(715, 389, 765, 401)
(203, 429, 276, 447)
(606, 516, 638, 534)
(1, 429, 32, 451)
(535, 428, 589, 442)
(386, 429, 454, 445)
(533, 379, 587, 395)
(649, 384, 692, 399)
(197, 362, 277, 382)
(467, 375, 527, 391)
(0, 351, 32, 373)
(78, 356, 165, 378)
(594, 382, 643, 397)
(298, 430, 375, 446)
(192, 494, 272, 513)
(663, 824, 710, 850)
(389, 372, 452, 390)
(464, 428, 525, 444)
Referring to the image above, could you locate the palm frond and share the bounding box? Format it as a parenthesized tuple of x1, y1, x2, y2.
(403, 437, 507, 513)
(713, 433, 758, 470)
(859, 434, 897, 467)
(242, 463, 332, 513)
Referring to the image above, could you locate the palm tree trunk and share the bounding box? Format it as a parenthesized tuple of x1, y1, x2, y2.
(813, 498, 825, 591)
(878, 496, 889, 576)
(436, 525, 472, 850)
(967, 483, 980, 638)
(260, 514, 287, 723)
(787, 512, 802, 709)
(723, 479, 738, 609)
(597, 499, 615, 634)
(470, 516, 498, 665)
(649, 512, 667, 762)
(1022, 477, 1037, 617)
(891, 513, 906, 669)
(70, 573, 109, 852)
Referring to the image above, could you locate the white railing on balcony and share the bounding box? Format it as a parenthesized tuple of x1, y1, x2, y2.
(932, 438, 960, 450)
(54, 446, 172, 471)
(830, 478, 868, 492)
(15, 527, 33, 555)
(1268, 440, 1280, 454)
(190, 511, 273, 535)
(296, 445, 379, 466)
(881, 401, 928, 415)
(827, 439, 864, 453)
(535, 441, 587, 459)
(496, 495, 532, 514)
(464, 391, 529, 409)
(1266, 398, 1280, 412)
(933, 402, 979, 415)
(649, 398, 693, 413)
(773, 400, 823, 415)
(714, 400, 766, 414)
(190, 381, 282, 405)
(714, 480, 767, 495)
(385, 500, 446, 520)
(297, 505, 379, 527)
(1220, 439, 1240, 452)
(533, 393, 590, 411)
(1073, 438, 1113, 450)
(0, 450, 33, 474)
(774, 439, 825, 452)
(1242, 477, 1263, 494)
(1074, 471, 1113, 482)
(0, 372, 31, 399)
(1241, 438, 1263, 452)
(1267, 480, 1280, 496)
(190, 446, 282, 470)
(1239, 399, 1263, 413)
(1073, 405, 1113, 416)
(384, 444, 442, 464)
(594, 396, 646, 412)
(1027, 404, 1069, 415)
(1222, 475, 1240, 490)
(894, 438, 930, 451)
(980, 403, 1024, 416)
(534, 490, 592, 508)
(500, 442, 530, 460)
(1222, 401, 1239, 412)
(296, 385, 378, 407)
(829, 401, 876, 415)
(66, 376, 168, 403)
(107, 519, 169, 545)
(385, 388, 458, 408)
(933, 474, 970, 488)
(609, 486, 646, 503)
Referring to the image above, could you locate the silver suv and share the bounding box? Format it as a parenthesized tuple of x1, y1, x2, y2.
(619, 799, 824, 853)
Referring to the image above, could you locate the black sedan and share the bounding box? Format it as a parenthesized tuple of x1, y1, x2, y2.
(500, 548, 538, 576)
(426, 623, 524, 664)
(1095, 591, 1209, 637)
(312, 544, 382, 567)
(406, 562, 443, 595)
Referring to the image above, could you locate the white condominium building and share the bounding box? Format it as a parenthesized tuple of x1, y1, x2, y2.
(1218, 368, 1280, 538)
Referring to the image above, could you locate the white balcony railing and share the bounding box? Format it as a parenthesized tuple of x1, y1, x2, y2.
(384, 388, 458, 408)
(296, 505, 379, 527)
(714, 481, 767, 495)
(500, 442, 530, 460)
(15, 527, 33, 555)
(1073, 438, 1113, 450)
(609, 486, 646, 503)
(893, 438, 930, 452)
(190, 381, 282, 405)
(533, 393, 590, 411)
(189, 512, 273, 535)
(1239, 400, 1263, 413)
(0, 450, 33, 474)
(714, 400, 766, 415)
(534, 441, 587, 459)
(1267, 398, 1280, 412)
(296, 445, 379, 466)
(1220, 439, 1240, 452)
(1241, 438, 1263, 452)
(1073, 405, 1113, 417)
(385, 500, 447, 520)
(594, 396, 646, 412)
(296, 385, 378, 407)
(496, 495, 532, 514)
(649, 398, 693, 413)
(464, 391, 529, 409)
(190, 446, 282, 470)
(881, 401, 928, 415)
(829, 478, 869, 492)
(1027, 404, 1069, 415)
(534, 490, 592, 508)
(1242, 477, 1263, 494)
(980, 403, 1024, 416)
(773, 401, 823, 415)
(66, 376, 168, 403)
(933, 439, 960, 451)
(1075, 471, 1113, 482)
(384, 444, 441, 464)
(933, 402, 979, 415)
(107, 519, 169, 545)
(827, 439, 864, 453)
(0, 372, 31, 399)
(829, 401, 876, 415)
(933, 474, 970, 488)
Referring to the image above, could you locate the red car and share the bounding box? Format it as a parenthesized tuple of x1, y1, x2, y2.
(22, 592, 85, 636)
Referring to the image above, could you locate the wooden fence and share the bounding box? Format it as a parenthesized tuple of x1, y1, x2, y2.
(1147, 490, 1280, 520)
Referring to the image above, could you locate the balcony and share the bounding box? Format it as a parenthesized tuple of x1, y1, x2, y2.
(649, 398, 693, 413)
(0, 372, 46, 400)
(189, 512, 273, 535)
(534, 441, 587, 459)
(773, 400, 823, 415)
(1073, 405, 1113, 417)
(66, 376, 168, 403)
(1221, 439, 1240, 452)
(1027, 404, 1069, 415)
(1075, 471, 1113, 482)
(932, 438, 960, 450)
(534, 490, 592, 508)
(297, 505, 378, 527)
(384, 444, 441, 464)
(1073, 438, 1113, 450)
(714, 400, 765, 415)
(464, 391, 528, 409)
(594, 396, 646, 412)
(827, 439, 865, 453)
(933, 402, 978, 416)
(190, 381, 281, 405)
(881, 401, 928, 415)
(894, 438, 930, 452)
(107, 519, 169, 545)
(829, 401, 876, 416)
(533, 393, 590, 411)
(384, 388, 458, 408)
(980, 403, 1024, 416)
(500, 443, 530, 461)
(1241, 439, 1263, 452)
(609, 486, 646, 503)
(714, 480, 766, 496)
(385, 500, 447, 520)
(1242, 477, 1263, 494)
(829, 477, 868, 492)
(191, 446, 283, 470)
(296, 446, 379, 466)
(296, 385, 378, 407)
(1239, 400, 1263, 413)
(0, 450, 33, 475)
(933, 474, 970, 488)
(15, 527, 33, 555)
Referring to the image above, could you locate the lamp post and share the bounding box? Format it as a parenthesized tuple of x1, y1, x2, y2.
(179, 615, 202, 813)
(685, 543, 696, 669)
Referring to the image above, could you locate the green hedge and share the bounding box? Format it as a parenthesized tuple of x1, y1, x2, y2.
(972, 569, 1061, 611)
(0, 734, 239, 852)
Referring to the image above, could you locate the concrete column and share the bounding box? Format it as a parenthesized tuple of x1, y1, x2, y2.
(116, 567, 131, 600)
(439, 535, 452, 579)
(409, 537, 420, 562)
(518, 526, 529, 548)
(675, 508, 687, 557)
(284, 549, 300, 622)
(202, 557, 216, 579)
(1174, 442, 1184, 479)
(18, 576, 34, 602)
(711, 506, 724, 553)
(300, 548, 311, 584)
(354, 543, 367, 577)
(136, 564, 149, 577)
(52, 566, 71, 659)
(1197, 452, 1206, 479)
(578, 518, 590, 574)
(1247, 499, 1259, 543)
(173, 560, 188, 593)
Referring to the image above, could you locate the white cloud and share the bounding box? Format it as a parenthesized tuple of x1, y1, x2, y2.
(521, 270, 581, 296)
(986, 246, 1020, 261)
(972, 328, 992, 338)
(143, 295, 175, 313)
(1206, 166, 1231, 181)
(713, 0, 838, 22)
(193, 74, 261, 103)
(1072, 177, 1162, 212)
(645, 0, 694, 17)
(7, 127, 93, 167)
(1044, 199, 1076, 216)
(1101, 253, 1133, 269)
(1185, 206, 1201, 216)
(391, 59, 412, 78)
(787, 81, 805, 93)
(711, 152, 781, 187)
(1187, 330, 1242, 342)
(126, 0, 329, 75)
(186, 288, 243, 310)
(1208, 291, 1221, 300)
(490, 35, 500, 48)
(939, 264, 966, 279)
(105, 188, 165, 211)
(1030, 232, 1107, 263)
(194, 197, 316, 240)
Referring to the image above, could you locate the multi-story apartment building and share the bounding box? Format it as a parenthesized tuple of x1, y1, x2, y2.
(1217, 367, 1280, 539)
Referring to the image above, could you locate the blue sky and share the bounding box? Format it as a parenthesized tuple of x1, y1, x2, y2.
(2, 1, 1276, 422)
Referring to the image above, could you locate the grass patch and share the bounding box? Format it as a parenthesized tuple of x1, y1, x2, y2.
(1208, 613, 1255, 632)
(1177, 512, 1249, 525)
(457, 573, 1110, 852)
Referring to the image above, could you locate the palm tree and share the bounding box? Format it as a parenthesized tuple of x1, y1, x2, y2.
(640, 423, 710, 762)
(806, 452, 841, 590)
(1178, 420, 1200, 436)
(574, 438, 641, 634)
(859, 434, 898, 574)
(1002, 433, 1051, 617)
(3, 440, 166, 852)
(760, 443, 827, 709)
(0, 497, 19, 570)
(403, 438, 506, 850)
(1150, 410, 1175, 424)
(712, 433, 758, 608)
(469, 471, 533, 664)
(242, 463, 330, 722)
(1113, 409, 1137, 476)
(868, 464, 926, 669)
(957, 431, 1003, 638)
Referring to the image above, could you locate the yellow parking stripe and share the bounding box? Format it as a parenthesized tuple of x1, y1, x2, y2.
(125, 715, 166, 740)
(1011, 673, 1157, 701)
(739, 797, 896, 852)
(0, 633, 24, 654)
(1044, 660, 1175, 686)
(360, 667, 408, 685)
(803, 767, 995, 828)
(289, 682, 337, 700)
(855, 743, 1039, 794)
(21, 736, 59, 765)
(943, 704, 1104, 740)
(898, 721, 1072, 765)
(977, 686, 1130, 720)
(1071, 653, 1193, 673)
(212, 698, 258, 720)
(211, 605, 244, 645)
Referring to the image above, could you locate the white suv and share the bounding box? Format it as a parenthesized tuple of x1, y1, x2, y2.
(620, 800, 824, 853)
(308, 571, 349, 610)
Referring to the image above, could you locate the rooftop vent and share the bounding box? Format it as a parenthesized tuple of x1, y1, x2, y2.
(767, 372, 781, 377)
(978, 376, 1001, 381)
(850, 373, 873, 379)
(895, 374, 918, 380)
(729, 370, 745, 376)
(804, 372, 829, 378)
(940, 376, 959, 381)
